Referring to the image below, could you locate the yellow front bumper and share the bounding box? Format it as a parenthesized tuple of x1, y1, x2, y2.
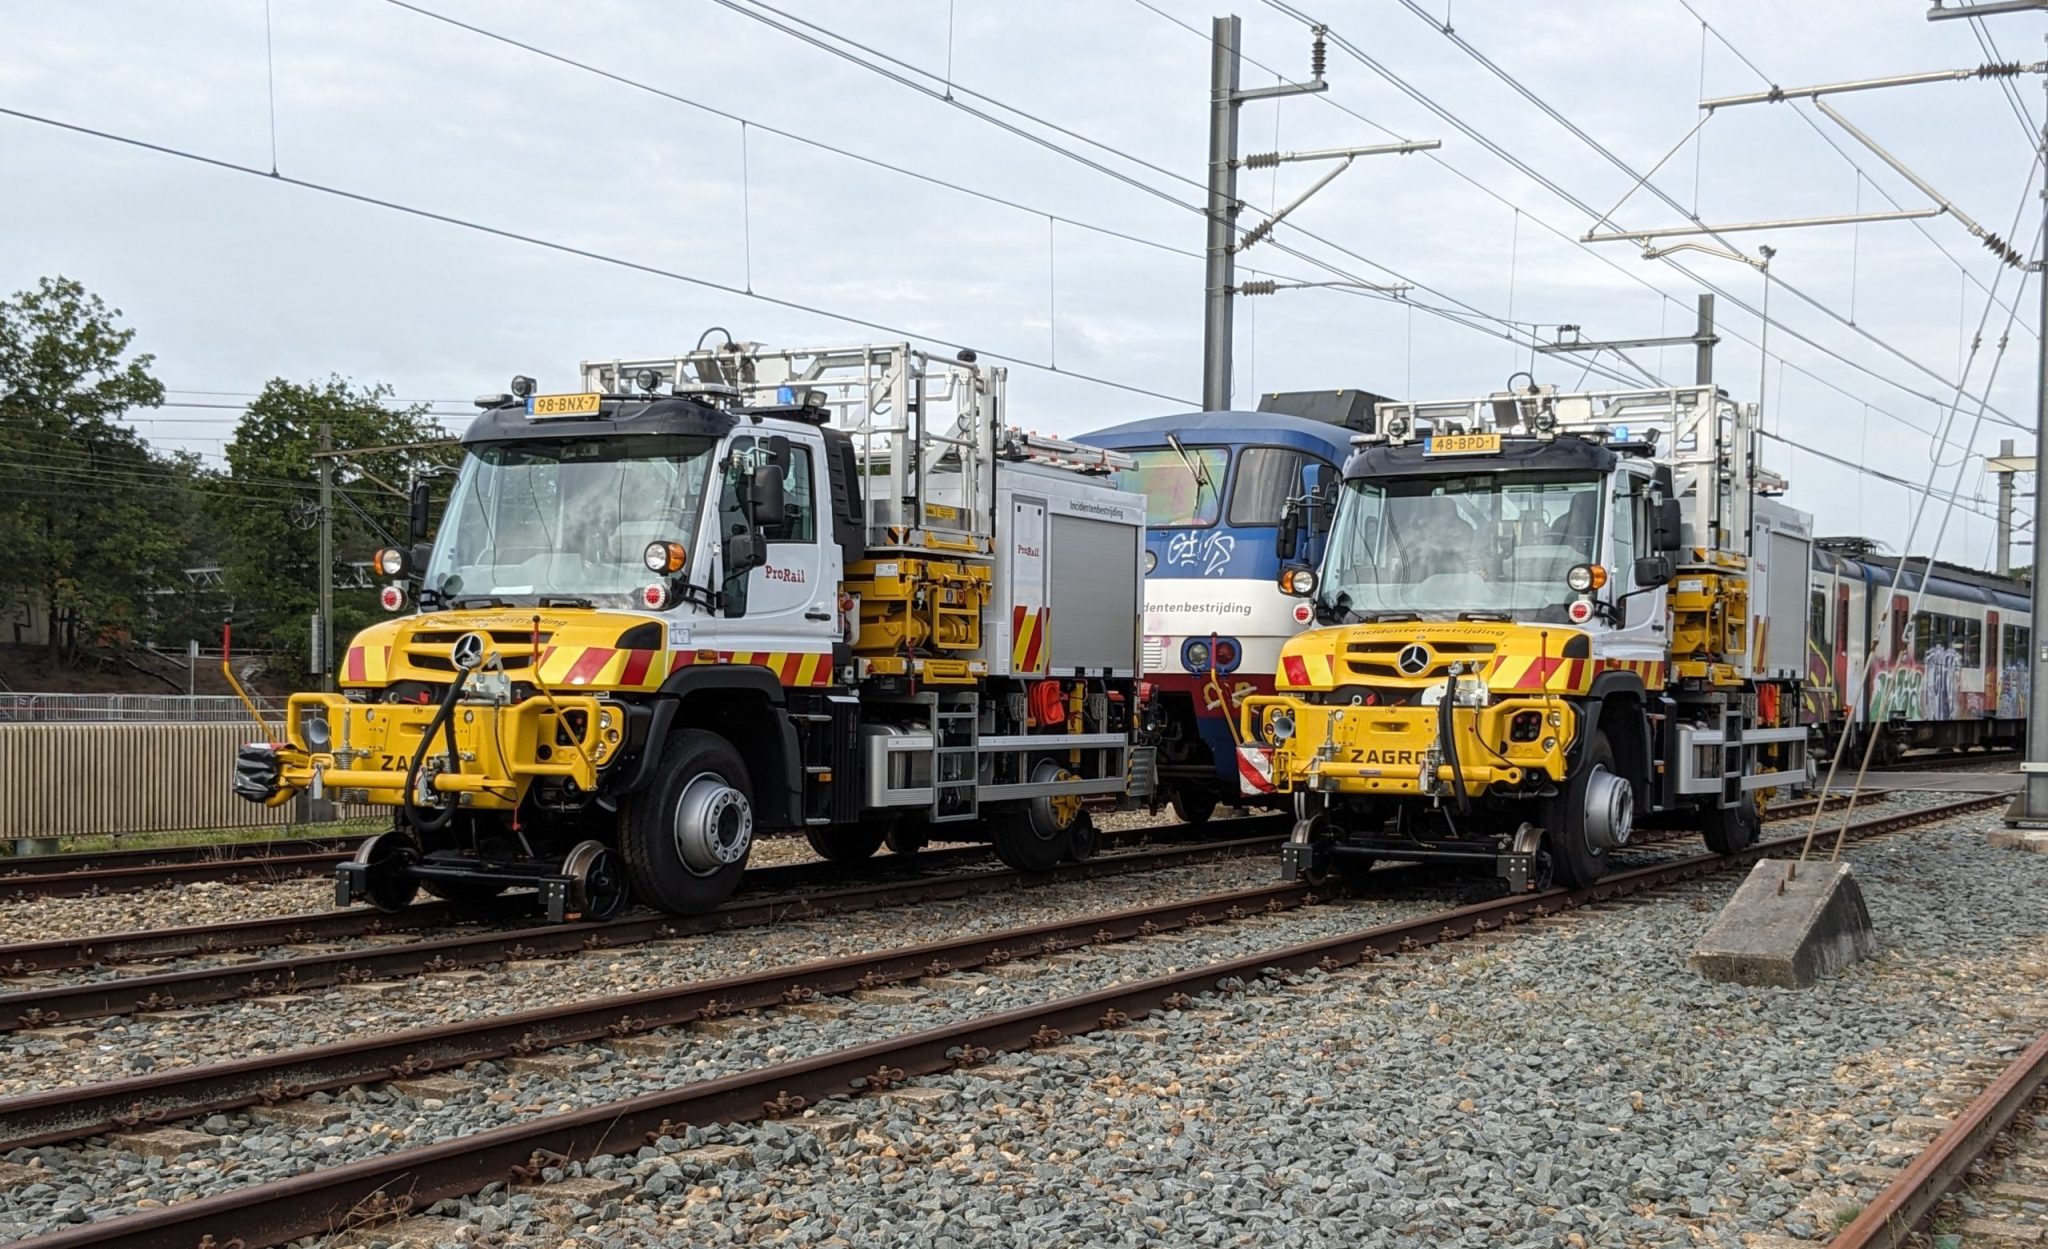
(276, 693, 616, 810)
(1236, 695, 1575, 799)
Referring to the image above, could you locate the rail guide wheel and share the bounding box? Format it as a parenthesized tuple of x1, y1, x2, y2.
(563, 840, 628, 922)
(1284, 811, 1333, 887)
(352, 830, 422, 914)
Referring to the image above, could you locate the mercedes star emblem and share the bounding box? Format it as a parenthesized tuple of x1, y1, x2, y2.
(1395, 643, 1432, 677)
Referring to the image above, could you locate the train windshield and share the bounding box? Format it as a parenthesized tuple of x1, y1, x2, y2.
(424, 434, 719, 607)
(1320, 472, 1601, 622)
(1113, 446, 1229, 528)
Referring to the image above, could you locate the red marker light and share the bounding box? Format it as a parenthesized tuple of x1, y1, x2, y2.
(1283, 655, 1310, 686)
(1292, 603, 1313, 625)
(1568, 599, 1593, 624)
(379, 584, 405, 612)
(640, 583, 671, 610)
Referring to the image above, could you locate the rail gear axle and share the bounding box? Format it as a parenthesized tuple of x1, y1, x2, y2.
(244, 340, 1155, 920)
(1241, 382, 1809, 891)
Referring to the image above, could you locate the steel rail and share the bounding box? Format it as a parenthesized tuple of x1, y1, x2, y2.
(0, 819, 1263, 974)
(0, 833, 1285, 1028)
(12, 794, 2002, 1249)
(0, 843, 1009, 974)
(0, 878, 1317, 1150)
(0, 849, 354, 902)
(1828, 1027, 2048, 1249)
(0, 834, 365, 877)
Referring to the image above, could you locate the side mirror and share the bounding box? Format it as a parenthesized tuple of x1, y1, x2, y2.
(409, 541, 434, 577)
(1307, 464, 1337, 531)
(726, 529, 766, 576)
(1276, 505, 1303, 562)
(765, 434, 792, 472)
(1653, 498, 1683, 554)
(1633, 555, 1673, 588)
(743, 463, 788, 534)
(408, 480, 433, 543)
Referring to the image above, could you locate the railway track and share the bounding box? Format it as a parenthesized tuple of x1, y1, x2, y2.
(0, 830, 1286, 1027)
(0, 847, 357, 903)
(3, 793, 2000, 1249)
(1828, 1025, 2048, 1248)
(1, 798, 1849, 982)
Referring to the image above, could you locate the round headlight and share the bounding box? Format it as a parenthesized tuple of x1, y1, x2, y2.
(1566, 564, 1595, 593)
(1143, 550, 1158, 574)
(1280, 566, 1318, 596)
(1183, 640, 1211, 672)
(644, 540, 686, 574)
(634, 368, 662, 393)
(373, 548, 405, 577)
(509, 375, 537, 398)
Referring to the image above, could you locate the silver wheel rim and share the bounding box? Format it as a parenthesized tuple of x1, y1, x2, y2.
(1582, 765, 1634, 851)
(673, 771, 753, 876)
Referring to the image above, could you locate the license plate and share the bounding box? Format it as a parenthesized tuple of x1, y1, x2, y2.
(527, 392, 602, 417)
(1426, 432, 1501, 456)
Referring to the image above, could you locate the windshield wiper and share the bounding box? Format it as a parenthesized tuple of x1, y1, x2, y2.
(1164, 432, 1212, 499)
(1457, 610, 1512, 622)
(540, 596, 594, 609)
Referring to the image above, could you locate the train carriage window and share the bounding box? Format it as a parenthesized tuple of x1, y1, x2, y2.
(1810, 590, 1829, 644)
(1912, 613, 1935, 660)
(1227, 448, 1319, 527)
(1961, 618, 1983, 668)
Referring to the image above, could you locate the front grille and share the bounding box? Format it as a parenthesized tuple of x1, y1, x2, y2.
(1142, 638, 1165, 673)
(1342, 640, 1497, 682)
(410, 630, 554, 646)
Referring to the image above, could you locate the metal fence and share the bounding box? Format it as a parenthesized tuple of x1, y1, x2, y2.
(0, 722, 369, 838)
(0, 693, 284, 724)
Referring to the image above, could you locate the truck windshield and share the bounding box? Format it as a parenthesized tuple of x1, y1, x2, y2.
(424, 435, 718, 608)
(1112, 447, 1229, 528)
(1320, 472, 1601, 622)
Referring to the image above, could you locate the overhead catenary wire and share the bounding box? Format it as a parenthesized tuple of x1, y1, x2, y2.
(1259, 0, 2042, 478)
(0, 105, 1201, 409)
(1674, 0, 2038, 341)
(1286, 0, 2041, 439)
(698, 0, 1651, 390)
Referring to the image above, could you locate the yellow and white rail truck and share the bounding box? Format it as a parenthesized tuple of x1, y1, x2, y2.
(235, 341, 1151, 921)
(1237, 383, 1811, 891)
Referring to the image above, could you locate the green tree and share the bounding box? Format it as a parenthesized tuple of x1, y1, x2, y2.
(0, 276, 188, 666)
(212, 378, 451, 679)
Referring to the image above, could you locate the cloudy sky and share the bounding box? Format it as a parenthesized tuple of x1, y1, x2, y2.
(4, 0, 2043, 567)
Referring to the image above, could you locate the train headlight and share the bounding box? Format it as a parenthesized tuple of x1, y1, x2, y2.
(1182, 639, 1211, 672)
(1566, 564, 1607, 593)
(1278, 566, 1318, 597)
(1143, 550, 1158, 575)
(1212, 638, 1240, 672)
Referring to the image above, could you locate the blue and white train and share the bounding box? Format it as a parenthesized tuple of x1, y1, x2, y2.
(1077, 394, 1378, 819)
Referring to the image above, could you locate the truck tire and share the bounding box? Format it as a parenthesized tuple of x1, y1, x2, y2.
(1699, 793, 1761, 856)
(1544, 729, 1627, 889)
(618, 728, 754, 915)
(805, 823, 888, 862)
(991, 759, 1079, 872)
(1169, 787, 1217, 825)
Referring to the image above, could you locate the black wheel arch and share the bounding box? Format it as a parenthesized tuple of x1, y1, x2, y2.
(1574, 671, 1654, 801)
(617, 666, 801, 828)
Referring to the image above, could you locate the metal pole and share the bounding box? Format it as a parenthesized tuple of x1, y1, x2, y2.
(2025, 176, 2048, 818)
(1202, 14, 1242, 412)
(317, 421, 334, 694)
(1695, 293, 1715, 386)
(1998, 438, 2017, 577)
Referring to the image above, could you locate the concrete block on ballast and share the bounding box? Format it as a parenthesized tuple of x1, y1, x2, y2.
(1688, 858, 1877, 989)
